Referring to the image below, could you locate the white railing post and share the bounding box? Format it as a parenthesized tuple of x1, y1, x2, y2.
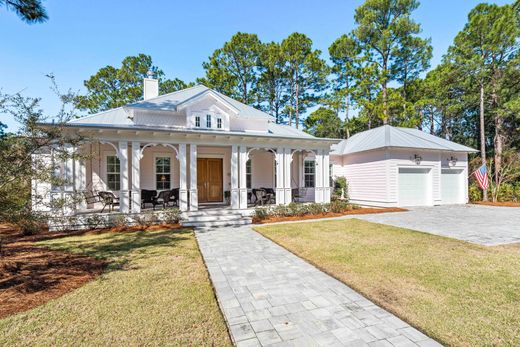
(189, 144, 198, 211)
(239, 145, 248, 209)
(275, 147, 284, 205)
(131, 141, 141, 213)
(178, 143, 188, 212)
(118, 141, 129, 213)
(283, 148, 292, 204)
(231, 144, 239, 209)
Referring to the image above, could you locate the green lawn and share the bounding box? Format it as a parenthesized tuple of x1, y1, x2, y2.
(255, 219, 520, 347)
(0, 229, 231, 346)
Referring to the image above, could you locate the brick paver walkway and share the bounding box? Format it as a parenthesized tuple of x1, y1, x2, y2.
(196, 226, 442, 347)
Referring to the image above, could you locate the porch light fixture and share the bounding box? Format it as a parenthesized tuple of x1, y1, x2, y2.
(447, 156, 458, 166)
(412, 154, 422, 165)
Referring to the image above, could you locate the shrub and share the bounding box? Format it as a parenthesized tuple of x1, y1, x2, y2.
(330, 200, 351, 213)
(253, 207, 269, 221)
(110, 214, 128, 228)
(83, 214, 107, 230)
(161, 208, 181, 224)
(333, 177, 349, 201)
(133, 210, 159, 226)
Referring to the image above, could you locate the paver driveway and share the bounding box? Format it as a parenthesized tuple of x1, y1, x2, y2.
(355, 204, 520, 246)
(196, 226, 441, 346)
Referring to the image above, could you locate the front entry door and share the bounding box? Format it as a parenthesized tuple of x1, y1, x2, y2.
(197, 158, 223, 203)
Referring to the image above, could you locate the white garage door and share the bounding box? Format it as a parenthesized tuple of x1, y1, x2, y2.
(441, 169, 463, 204)
(398, 168, 430, 206)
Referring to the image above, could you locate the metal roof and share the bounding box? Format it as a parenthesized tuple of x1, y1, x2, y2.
(331, 125, 478, 155)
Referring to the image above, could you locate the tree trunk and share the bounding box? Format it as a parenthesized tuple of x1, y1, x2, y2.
(345, 79, 350, 138)
(295, 73, 300, 129)
(382, 82, 388, 124)
(492, 76, 503, 203)
(479, 80, 488, 201)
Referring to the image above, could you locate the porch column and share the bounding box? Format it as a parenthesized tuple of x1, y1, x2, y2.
(73, 145, 87, 210)
(275, 147, 284, 204)
(178, 143, 188, 212)
(231, 145, 239, 209)
(315, 149, 323, 203)
(189, 144, 198, 211)
(62, 144, 75, 215)
(283, 148, 292, 204)
(118, 141, 130, 213)
(131, 141, 141, 213)
(323, 149, 331, 203)
(239, 145, 248, 209)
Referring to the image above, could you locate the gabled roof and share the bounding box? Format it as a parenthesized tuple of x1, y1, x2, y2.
(331, 125, 477, 155)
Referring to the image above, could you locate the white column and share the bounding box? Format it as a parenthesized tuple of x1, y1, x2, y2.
(315, 149, 323, 203)
(275, 147, 284, 205)
(283, 148, 292, 204)
(178, 143, 188, 212)
(239, 145, 248, 209)
(189, 144, 198, 211)
(323, 149, 331, 203)
(231, 144, 239, 209)
(118, 141, 129, 213)
(131, 141, 141, 213)
(74, 146, 87, 210)
(31, 153, 52, 212)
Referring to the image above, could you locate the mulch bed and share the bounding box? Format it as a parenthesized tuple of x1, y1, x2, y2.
(252, 207, 407, 224)
(0, 222, 183, 319)
(473, 201, 520, 207)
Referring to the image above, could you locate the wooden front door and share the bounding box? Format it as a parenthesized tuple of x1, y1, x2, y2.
(197, 158, 223, 203)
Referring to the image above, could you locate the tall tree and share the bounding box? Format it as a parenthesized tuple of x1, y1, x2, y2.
(1, 0, 47, 23)
(200, 32, 261, 104)
(257, 42, 289, 123)
(304, 107, 343, 138)
(449, 2, 520, 201)
(352, 0, 431, 124)
(328, 34, 360, 138)
(75, 54, 189, 113)
(281, 33, 328, 128)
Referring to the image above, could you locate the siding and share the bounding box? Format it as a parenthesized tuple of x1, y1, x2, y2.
(342, 150, 389, 204)
(249, 150, 275, 188)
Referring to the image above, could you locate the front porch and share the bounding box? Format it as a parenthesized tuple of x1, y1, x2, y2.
(37, 139, 332, 217)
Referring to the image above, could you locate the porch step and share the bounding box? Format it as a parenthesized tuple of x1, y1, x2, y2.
(182, 208, 252, 228)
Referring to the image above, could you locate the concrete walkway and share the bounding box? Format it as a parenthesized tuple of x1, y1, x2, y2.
(196, 226, 441, 347)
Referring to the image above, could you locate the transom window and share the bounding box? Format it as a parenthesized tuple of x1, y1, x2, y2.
(217, 117, 222, 129)
(106, 155, 120, 191)
(195, 116, 200, 127)
(304, 160, 315, 188)
(155, 156, 171, 190)
(206, 114, 212, 128)
(246, 159, 252, 189)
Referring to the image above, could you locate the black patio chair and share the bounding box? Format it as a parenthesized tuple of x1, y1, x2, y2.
(169, 188, 180, 207)
(98, 191, 120, 213)
(261, 187, 276, 204)
(292, 188, 306, 203)
(153, 190, 172, 210)
(82, 190, 101, 205)
(253, 188, 270, 206)
(141, 189, 157, 209)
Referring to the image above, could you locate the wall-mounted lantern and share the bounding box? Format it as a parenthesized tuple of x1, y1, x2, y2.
(447, 156, 458, 166)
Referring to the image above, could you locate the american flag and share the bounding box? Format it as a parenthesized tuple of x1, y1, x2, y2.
(473, 165, 489, 190)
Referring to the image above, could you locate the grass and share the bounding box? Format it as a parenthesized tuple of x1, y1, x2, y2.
(255, 219, 520, 347)
(0, 228, 232, 346)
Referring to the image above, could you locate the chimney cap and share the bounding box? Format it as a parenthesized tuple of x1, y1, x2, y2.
(147, 70, 154, 79)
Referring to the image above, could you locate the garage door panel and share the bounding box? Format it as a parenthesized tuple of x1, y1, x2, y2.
(398, 168, 430, 206)
(441, 169, 463, 204)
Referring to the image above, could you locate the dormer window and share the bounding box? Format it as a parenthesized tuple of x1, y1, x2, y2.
(217, 117, 222, 129)
(206, 114, 212, 128)
(195, 116, 200, 127)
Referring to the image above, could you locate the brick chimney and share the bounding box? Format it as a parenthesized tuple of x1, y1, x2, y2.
(143, 70, 159, 100)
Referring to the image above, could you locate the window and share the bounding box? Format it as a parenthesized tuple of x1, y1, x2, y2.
(217, 117, 222, 129)
(206, 114, 212, 128)
(155, 156, 171, 190)
(106, 155, 120, 191)
(195, 116, 200, 127)
(304, 160, 315, 188)
(246, 159, 252, 189)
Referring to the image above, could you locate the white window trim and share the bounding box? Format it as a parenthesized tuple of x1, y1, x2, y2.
(154, 153, 172, 191)
(303, 159, 316, 188)
(104, 151, 120, 192)
(206, 114, 212, 128)
(194, 115, 201, 128)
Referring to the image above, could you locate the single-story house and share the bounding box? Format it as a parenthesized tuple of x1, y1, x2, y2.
(330, 125, 478, 207)
(32, 76, 338, 226)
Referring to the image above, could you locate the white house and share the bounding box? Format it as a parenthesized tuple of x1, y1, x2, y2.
(330, 125, 477, 207)
(33, 77, 338, 226)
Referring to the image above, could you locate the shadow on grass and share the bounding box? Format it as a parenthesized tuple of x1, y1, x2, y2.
(42, 228, 192, 271)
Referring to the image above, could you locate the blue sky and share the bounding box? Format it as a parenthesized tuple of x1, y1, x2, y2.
(0, 0, 513, 131)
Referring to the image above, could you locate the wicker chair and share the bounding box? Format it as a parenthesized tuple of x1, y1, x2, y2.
(98, 191, 120, 213)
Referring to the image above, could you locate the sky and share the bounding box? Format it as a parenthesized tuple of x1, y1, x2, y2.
(0, 0, 513, 132)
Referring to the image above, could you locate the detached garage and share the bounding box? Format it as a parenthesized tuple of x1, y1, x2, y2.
(330, 125, 477, 207)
